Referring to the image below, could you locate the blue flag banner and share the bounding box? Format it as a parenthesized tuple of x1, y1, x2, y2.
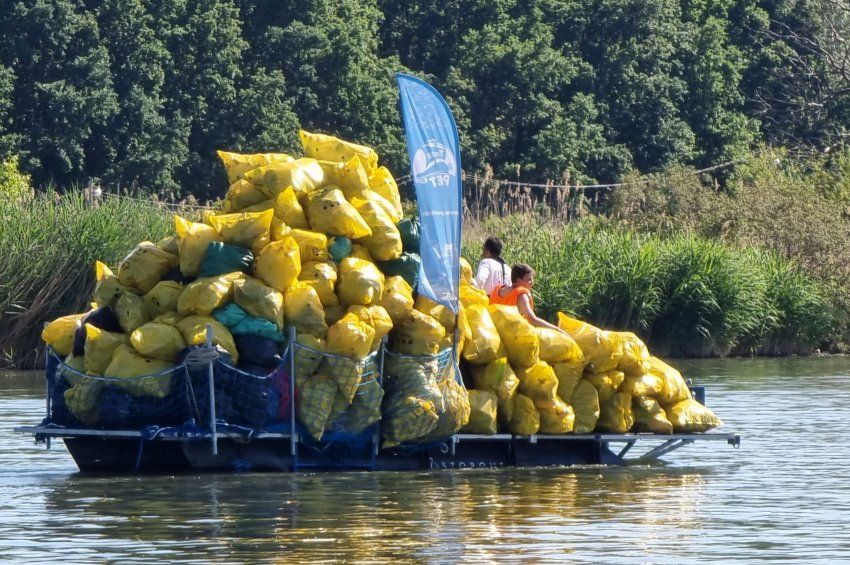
(396, 73, 462, 314)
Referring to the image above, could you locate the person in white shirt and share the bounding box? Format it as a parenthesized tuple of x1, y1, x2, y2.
(474, 236, 511, 294)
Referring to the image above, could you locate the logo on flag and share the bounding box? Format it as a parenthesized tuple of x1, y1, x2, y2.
(412, 140, 457, 188)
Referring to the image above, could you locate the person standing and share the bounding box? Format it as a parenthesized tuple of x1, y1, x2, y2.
(474, 236, 511, 294)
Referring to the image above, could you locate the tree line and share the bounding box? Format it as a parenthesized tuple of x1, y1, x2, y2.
(0, 0, 847, 199)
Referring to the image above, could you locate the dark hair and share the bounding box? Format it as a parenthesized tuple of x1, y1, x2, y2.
(511, 263, 535, 284)
(483, 236, 503, 258)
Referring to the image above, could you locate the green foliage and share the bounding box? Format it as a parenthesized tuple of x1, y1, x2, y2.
(0, 155, 31, 201)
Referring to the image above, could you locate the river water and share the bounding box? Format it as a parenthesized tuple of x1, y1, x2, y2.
(1, 357, 848, 563)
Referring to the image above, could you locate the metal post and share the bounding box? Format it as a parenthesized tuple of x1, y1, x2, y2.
(289, 326, 297, 458)
(205, 325, 218, 455)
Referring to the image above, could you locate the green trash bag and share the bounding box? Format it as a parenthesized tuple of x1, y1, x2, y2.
(328, 236, 353, 263)
(198, 242, 254, 278)
(212, 303, 285, 343)
(397, 218, 420, 253)
(379, 253, 421, 290)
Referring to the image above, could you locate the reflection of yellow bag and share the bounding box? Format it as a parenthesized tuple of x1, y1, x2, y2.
(175, 215, 219, 277)
(584, 369, 625, 403)
(252, 236, 301, 293)
(299, 261, 338, 305)
(509, 393, 540, 435)
(538, 397, 575, 434)
(633, 396, 673, 434)
(338, 257, 384, 306)
(177, 276, 233, 316)
(118, 241, 177, 293)
(516, 361, 560, 408)
(216, 150, 293, 183)
(104, 344, 174, 398)
(285, 282, 328, 337)
(536, 328, 585, 364)
(116, 292, 151, 333)
(307, 187, 372, 239)
(460, 390, 498, 434)
(288, 229, 329, 262)
(649, 356, 692, 405)
(471, 357, 519, 425)
(552, 361, 584, 402)
(620, 373, 664, 397)
(42, 314, 84, 356)
(207, 209, 274, 255)
(298, 372, 337, 440)
(144, 281, 183, 317)
(242, 159, 324, 198)
(380, 276, 414, 324)
(666, 399, 722, 432)
(84, 324, 129, 375)
(93, 261, 137, 307)
(299, 130, 379, 172)
(222, 178, 268, 211)
(597, 392, 634, 433)
(130, 322, 186, 362)
(462, 304, 502, 365)
(176, 316, 238, 363)
(615, 332, 652, 376)
(392, 310, 445, 356)
(571, 380, 600, 433)
(489, 305, 540, 368)
(368, 166, 403, 218)
(326, 313, 375, 359)
(232, 277, 284, 329)
(459, 285, 489, 308)
(294, 333, 326, 377)
(352, 197, 402, 261)
(557, 313, 623, 372)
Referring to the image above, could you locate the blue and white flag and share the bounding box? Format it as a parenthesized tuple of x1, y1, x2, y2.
(396, 73, 462, 314)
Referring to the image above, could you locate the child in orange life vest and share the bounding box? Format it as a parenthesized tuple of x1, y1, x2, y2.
(489, 263, 568, 335)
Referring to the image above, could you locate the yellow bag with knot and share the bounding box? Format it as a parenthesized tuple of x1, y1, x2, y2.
(236, 187, 311, 232)
(633, 396, 673, 434)
(471, 357, 519, 425)
(338, 257, 384, 306)
(104, 344, 174, 398)
(318, 156, 371, 199)
(288, 229, 330, 262)
(509, 393, 540, 435)
(216, 150, 293, 183)
(462, 304, 502, 365)
(352, 197, 402, 261)
(84, 324, 129, 375)
(460, 390, 498, 434)
(347, 305, 392, 350)
(649, 356, 692, 405)
(459, 285, 489, 308)
(584, 369, 625, 403)
(391, 310, 445, 356)
(553, 361, 584, 403)
(620, 372, 664, 397)
(294, 333, 326, 378)
(299, 261, 338, 306)
(177, 276, 233, 316)
(307, 186, 372, 239)
(298, 372, 338, 441)
(666, 399, 723, 432)
(285, 282, 328, 337)
(414, 295, 456, 334)
(615, 332, 652, 376)
(144, 281, 183, 317)
(299, 130, 379, 172)
(175, 215, 220, 277)
(232, 277, 284, 329)
(538, 397, 575, 434)
(42, 313, 85, 356)
(516, 361, 560, 409)
(242, 158, 325, 199)
(597, 392, 634, 433)
(116, 292, 151, 333)
(252, 236, 301, 293)
(207, 209, 273, 255)
(380, 276, 414, 324)
(460, 258, 473, 286)
(93, 261, 138, 307)
(557, 312, 623, 372)
(176, 316, 239, 363)
(488, 305, 539, 368)
(222, 178, 268, 212)
(326, 313, 375, 359)
(130, 322, 186, 362)
(118, 242, 177, 293)
(536, 327, 584, 365)
(368, 166, 403, 218)
(571, 380, 600, 433)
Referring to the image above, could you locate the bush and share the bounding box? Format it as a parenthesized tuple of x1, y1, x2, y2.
(0, 156, 32, 201)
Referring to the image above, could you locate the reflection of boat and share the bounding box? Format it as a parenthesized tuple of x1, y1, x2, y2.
(15, 345, 740, 474)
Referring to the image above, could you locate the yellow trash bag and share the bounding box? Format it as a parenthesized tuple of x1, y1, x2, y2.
(338, 257, 384, 306)
(462, 304, 502, 365)
(538, 397, 575, 434)
(116, 292, 151, 333)
(615, 332, 652, 376)
(288, 229, 329, 263)
(207, 209, 274, 255)
(620, 372, 664, 397)
(584, 369, 625, 404)
(326, 313, 375, 359)
(459, 285, 489, 309)
(571, 380, 600, 434)
(324, 303, 346, 327)
(349, 243, 375, 263)
(299, 129, 379, 172)
(489, 305, 540, 368)
(216, 150, 293, 183)
(104, 344, 174, 398)
(352, 197, 402, 261)
(130, 322, 186, 362)
(318, 156, 371, 199)
(509, 393, 540, 435)
(392, 310, 445, 356)
(536, 327, 584, 365)
(516, 361, 560, 409)
(364, 305, 393, 347)
(293, 333, 326, 378)
(118, 242, 177, 293)
(240, 187, 310, 230)
(242, 158, 325, 199)
(460, 257, 473, 287)
(298, 372, 338, 441)
(553, 361, 585, 402)
(60, 353, 87, 385)
(632, 396, 673, 434)
(157, 236, 181, 256)
(232, 277, 284, 329)
(380, 276, 414, 325)
(382, 394, 440, 448)
(666, 399, 723, 432)
(176, 316, 239, 363)
(144, 281, 183, 317)
(175, 215, 220, 277)
(596, 392, 634, 433)
(92, 261, 137, 307)
(422, 377, 470, 440)
(284, 282, 328, 337)
(557, 312, 623, 372)
(307, 186, 372, 239)
(152, 311, 184, 326)
(414, 295, 456, 334)
(345, 377, 385, 434)
(649, 356, 693, 405)
(322, 355, 371, 404)
(324, 386, 350, 431)
(252, 236, 301, 293)
(299, 261, 338, 306)
(84, 324, 129, 375)
(177, 276, 233, 316)
(222, 178, 268, 212)
(471, 357, 519, 425)
(368, 166, 403, 218)
(460, 390, 498, 434)
(65, 381, 103, 424)
(41, 313, 84, 356)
